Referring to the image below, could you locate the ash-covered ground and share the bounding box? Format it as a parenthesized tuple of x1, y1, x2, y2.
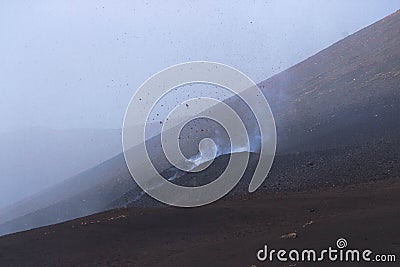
(0, 10, 400, 267)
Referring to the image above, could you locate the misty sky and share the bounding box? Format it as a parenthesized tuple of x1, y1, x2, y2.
(1, 0, 400, 132)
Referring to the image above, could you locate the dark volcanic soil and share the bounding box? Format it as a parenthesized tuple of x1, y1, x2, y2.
(0, 9, 399, 267)
(0, 178, 399, 266)
(1, 9, 400, 237)
(0, 137, 399, 266)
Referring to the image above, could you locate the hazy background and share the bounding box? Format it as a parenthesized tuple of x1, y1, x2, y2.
(1, 0, 400, 208)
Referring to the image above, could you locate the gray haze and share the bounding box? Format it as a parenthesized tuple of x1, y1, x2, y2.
(1, 1, 400, 207)
(1, 0, 399, 131)
(0, 128, 122, 209)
